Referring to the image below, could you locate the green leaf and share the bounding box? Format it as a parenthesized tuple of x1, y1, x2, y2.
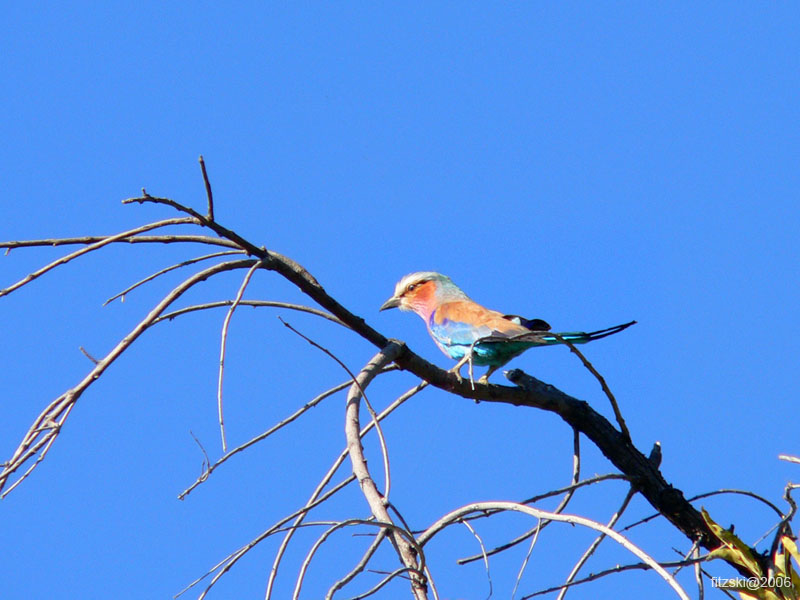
(702, 508, 764, 576)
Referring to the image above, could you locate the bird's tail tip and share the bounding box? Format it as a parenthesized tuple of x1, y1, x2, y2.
(585, 319, 637, 341)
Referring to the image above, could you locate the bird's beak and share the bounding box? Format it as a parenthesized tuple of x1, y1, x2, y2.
(379, 296, 402, 311)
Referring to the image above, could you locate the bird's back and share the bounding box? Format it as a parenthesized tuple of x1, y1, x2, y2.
(427, 300, 539, 364)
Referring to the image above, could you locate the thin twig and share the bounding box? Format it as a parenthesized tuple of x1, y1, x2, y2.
(279, 317, 393, 500)
(521, 554, 712, 599)
(79, 346, 100, 364)
(1, 234, 239, 250)
(104, 250, 244, 305)
(0, 258, 257, 495)
(175, 486, 356, 599)
(325, 530, 388, 600)
(178, 373, 396, 500)
(622, 488, 784, 532)
(512, 518, 542, 600)
(459, 429, 596, 566)
(293, 519, 425, 600)
(154, 299, 346, 327)
(217, 261, 261, 451)
(420, 502, 690, 600)
(693, 545, 704, 600)
(198, 155, 214, 221)
(461, 520, 493, 600)
(123, 192, 266, 257)
(0, 217, 198, 298)
(556, 485, 636, 600)
(188, 431, 211, 475)
(671, 541, 699, 576)
(343, 568, 413, 600)
(265, 381, 426, 599)
(551, 333, 630, 440)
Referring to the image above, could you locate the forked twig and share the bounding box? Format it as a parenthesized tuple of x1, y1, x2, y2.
(0, 217, 197, 298)
(264, 381, 427, 599)
(294, 519, 425, 600)
(343, 567, 414, 600)
(178, 372, 396, 500)
(175, 487, 356, 599)
(457, 473, 630, 565)
(0, 258, 257, 495)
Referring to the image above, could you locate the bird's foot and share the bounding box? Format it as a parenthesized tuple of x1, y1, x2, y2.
(448, 364, 465, 385)
(449, 355, 471, 386)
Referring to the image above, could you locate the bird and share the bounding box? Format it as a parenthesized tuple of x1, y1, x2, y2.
(380, 271, 635, 383)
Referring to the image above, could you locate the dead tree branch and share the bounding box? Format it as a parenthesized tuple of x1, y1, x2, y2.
(345, 343, 428, 599)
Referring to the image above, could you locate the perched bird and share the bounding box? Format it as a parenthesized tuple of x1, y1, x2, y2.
(380, 271, 635, 383)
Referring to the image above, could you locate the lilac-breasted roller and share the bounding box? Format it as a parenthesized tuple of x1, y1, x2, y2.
(380, 271, 635, 383)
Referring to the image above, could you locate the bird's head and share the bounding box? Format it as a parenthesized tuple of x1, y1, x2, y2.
(380, 271, 467, 319)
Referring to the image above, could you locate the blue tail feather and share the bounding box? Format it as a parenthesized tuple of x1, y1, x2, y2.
(542, 320, 637, 344)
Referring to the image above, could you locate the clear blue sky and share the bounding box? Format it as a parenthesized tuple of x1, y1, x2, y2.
(2, 4, 798, 599)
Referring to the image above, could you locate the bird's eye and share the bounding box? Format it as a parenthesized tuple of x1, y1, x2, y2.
(407, 283, 418, 292)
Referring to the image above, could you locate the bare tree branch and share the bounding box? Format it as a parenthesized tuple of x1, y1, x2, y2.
(280, 318, 393, 501)
(0, 258, 258, 495)
(265, 381, 427, 599)
(2, 234, 240, 250)
(122, 192, 266, 257)
(294, 519, 425, 600)
(4, 186, 788, 594)
(178, 371, 397, 500)
(154, 300, 346, 328)
(419, 501, 690, 600)
(176, 479, 356, 599)
(0, 217, 197, 297)
(461, 428, 581, 565)
(104, 250, 244, 305)
(345, 343, 428, 599)
(459, 474, 630, 564)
